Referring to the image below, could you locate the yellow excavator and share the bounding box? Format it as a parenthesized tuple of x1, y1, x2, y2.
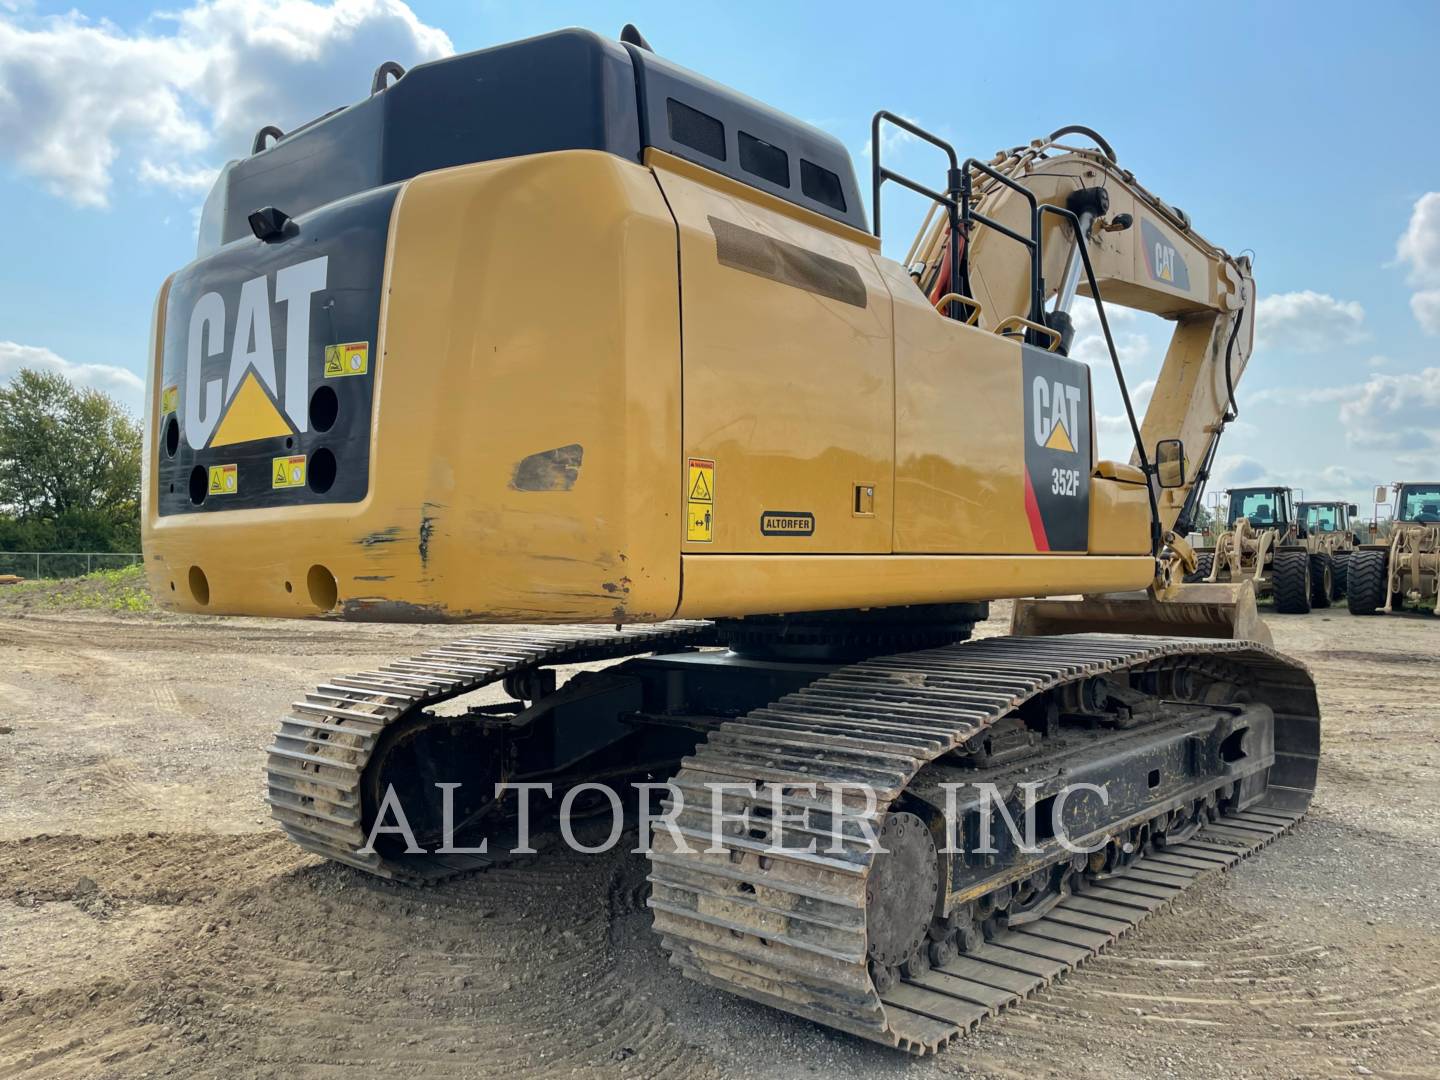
(142, 27, 1318, 1054)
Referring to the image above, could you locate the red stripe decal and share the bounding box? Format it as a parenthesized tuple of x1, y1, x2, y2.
(1023, 470, 1051, 552)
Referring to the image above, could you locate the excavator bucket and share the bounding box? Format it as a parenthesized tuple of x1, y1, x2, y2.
(1010, 580, 1272, 645)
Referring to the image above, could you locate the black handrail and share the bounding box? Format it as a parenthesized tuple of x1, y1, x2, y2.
(961, 158, 1046, 331)
(870, 112, 966, 321)
(870, 113, 1050, 337)
(1039, 203, 1162, 557)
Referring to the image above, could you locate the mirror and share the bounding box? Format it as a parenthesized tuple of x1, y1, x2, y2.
(1155, 439, 1185, 489)
(1348, 503, 1359, 516)
(1373, 485, 1389, 505)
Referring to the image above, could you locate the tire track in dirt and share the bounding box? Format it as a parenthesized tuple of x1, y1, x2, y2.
(954, 880, 1440, 1079)
(0, 833, 719, 1080)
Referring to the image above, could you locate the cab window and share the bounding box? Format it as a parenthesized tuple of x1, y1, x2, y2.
(1398, 485, 1440, 523)
(1229, 490, 1282, 527)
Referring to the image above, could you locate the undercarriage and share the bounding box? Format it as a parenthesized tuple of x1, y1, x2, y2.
(266, 616, 1318, 1054)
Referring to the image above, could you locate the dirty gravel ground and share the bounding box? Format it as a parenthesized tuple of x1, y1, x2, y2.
(1, 604, 1437, 1079)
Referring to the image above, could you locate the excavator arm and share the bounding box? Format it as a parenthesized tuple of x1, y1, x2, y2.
(906, 132, 1254, 538)
(904, 130, 1264, 640)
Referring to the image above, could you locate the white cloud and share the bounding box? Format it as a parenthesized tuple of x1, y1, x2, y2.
(1213, 458, 1383, 508)
(1395, 193, 1440, 336)
(1070, 300, 1151, 371)
(0, 1, 452, 207)
(1409, 289, 1440, 335)
(1245, 366, 1440, 454)
(1071, 329, 1151, 370)
(1254, 290, 1366, 351)
(862, 114, 927, 159)
(0, 341, 143, 413)
(1397, 193, 1440, 279)
(1245, 384, 1350, 407)
(138, 159, 220, 192)
(1337, 366, 1440, 451)
(1213, 454, 1268, 486)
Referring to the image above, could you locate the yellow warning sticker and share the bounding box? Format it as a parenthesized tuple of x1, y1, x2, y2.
(324, 341, 370, 378)
(271, 454, 307, 489)
(161, 384, 179, 415)
(688, 458, 714, 503)
(208, 463, 238, 496)
(687, 457, 714, 542)
(687, 501, 713, 542)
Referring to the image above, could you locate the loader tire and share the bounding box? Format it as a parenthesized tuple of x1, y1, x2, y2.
(1308, 553, 1334, 609)
(1272, 550, 1312, 614)
(1333, 550, 1350, 598)
(1345, 550, 1389, 615)
(1184, 553, 1215, 583)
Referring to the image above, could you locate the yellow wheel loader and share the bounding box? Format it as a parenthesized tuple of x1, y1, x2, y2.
(1189, 486, 1338, 613)
(1348, 482, 1440, 614)
(1298, 499, 1362, 597)
(140, 27, 1317, 1054)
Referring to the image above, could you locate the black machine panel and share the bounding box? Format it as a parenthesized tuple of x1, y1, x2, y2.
(157, 186, 396, 516)
(205, 29, 867, 253)
(1021, 345, 1093, 553)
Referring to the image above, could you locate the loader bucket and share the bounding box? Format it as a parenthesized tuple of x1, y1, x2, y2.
(1010, 581, 1272, 646)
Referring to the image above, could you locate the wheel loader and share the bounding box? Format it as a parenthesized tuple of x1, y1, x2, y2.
(1189, 486, 1338, 612)
(139, 26, 1318, 1054)
(1348, 482, 1440, 615)
(1297, 499, 1361, 596)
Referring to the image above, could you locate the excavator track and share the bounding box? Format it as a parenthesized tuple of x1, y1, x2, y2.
(647, 633, 1319, 1055)
(264, 620, 715, 882)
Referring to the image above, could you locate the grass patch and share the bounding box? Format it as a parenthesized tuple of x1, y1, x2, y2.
(0, 563, 155, 614)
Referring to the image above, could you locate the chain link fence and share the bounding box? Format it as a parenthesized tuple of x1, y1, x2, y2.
(0, 551, 143, 580)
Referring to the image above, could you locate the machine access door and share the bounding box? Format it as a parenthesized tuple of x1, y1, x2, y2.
(886, 263, 1095, 555)
(651, 154, 895, 555)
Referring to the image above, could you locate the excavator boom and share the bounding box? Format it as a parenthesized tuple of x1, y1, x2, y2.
(906, 132, 1265, 639)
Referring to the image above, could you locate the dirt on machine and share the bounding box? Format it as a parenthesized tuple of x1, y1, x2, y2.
(138, 26, 1318, 1054)
(1347, 482, 1440, 615)
(1188, 486, 1348, 614)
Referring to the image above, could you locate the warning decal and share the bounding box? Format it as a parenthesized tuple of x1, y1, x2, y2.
(208, 463, 238, 496)
(324, 341, 370, 378)
(272, 454, 307, 489)
(687, 457, 714, 543)
(161, 384, 179, 415)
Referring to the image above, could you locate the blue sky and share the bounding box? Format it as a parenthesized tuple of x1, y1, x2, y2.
(2, 0, 1438, 509)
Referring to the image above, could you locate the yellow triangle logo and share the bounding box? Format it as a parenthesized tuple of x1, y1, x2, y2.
(690, 471, 712, 500)
(209, 371, 294, 448)
(1044, 417, 1076, 453)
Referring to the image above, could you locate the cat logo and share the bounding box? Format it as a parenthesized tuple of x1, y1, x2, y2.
(1140, 218, 1191, 290)
(1154, 242, 1176, 282)
(182, 256, 329, 451)
(1032, 376, 1082, 454)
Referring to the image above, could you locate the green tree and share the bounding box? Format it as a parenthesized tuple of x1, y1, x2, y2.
(1191, 502, 1215, 534)
(0, 369, 141, 551)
